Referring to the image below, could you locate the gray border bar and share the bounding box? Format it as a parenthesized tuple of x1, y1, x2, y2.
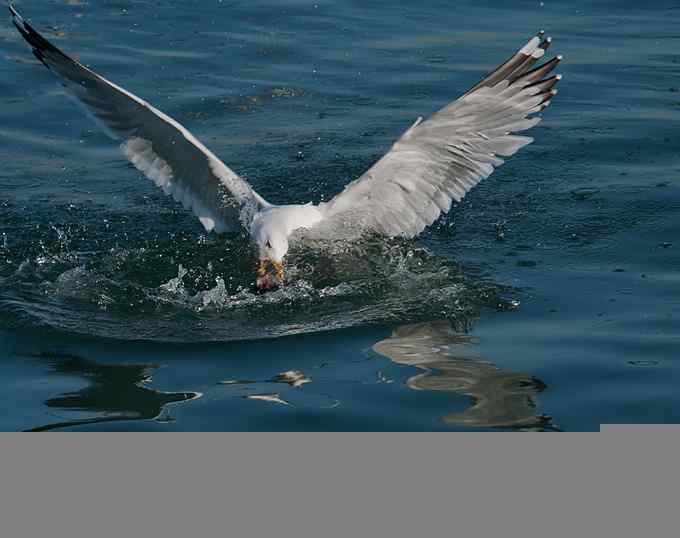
(1, 432, 679, 538)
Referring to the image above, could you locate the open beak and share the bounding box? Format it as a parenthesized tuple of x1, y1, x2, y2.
(256, 259, 285, 290)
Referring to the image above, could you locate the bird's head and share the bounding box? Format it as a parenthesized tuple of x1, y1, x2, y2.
(255, 229, 288, 290)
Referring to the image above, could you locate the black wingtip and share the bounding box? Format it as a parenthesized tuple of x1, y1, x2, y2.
(9, 3, 20, 20)
(8, 4, 66, 70)
(512, 55, 562, 86)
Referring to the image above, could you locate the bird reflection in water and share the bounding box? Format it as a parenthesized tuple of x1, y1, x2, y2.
(373, 321, 557, 431)
(27, 353, 201, 431)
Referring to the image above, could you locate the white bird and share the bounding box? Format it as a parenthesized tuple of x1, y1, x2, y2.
(9, 5, 562, 290)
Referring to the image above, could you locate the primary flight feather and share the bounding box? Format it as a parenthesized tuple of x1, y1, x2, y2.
(9, 5, 562, 289)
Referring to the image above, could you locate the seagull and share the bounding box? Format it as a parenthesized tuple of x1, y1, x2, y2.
(9, 5, 562, 290)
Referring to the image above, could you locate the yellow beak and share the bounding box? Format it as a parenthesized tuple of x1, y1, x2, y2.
(272, 261, 285, 281)
(257, 259, 284, 282)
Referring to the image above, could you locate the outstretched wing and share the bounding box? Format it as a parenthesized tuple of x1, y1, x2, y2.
(10, 5, 269, 233)
(321, 32, 561, 237)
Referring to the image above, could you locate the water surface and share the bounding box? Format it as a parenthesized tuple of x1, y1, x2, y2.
(1, 0, 679, 430)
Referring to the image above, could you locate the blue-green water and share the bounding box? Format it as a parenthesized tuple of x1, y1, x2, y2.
(1, 0, 678, 430)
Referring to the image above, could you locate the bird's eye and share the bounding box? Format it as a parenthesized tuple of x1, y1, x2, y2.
(265, 240, 272, 249)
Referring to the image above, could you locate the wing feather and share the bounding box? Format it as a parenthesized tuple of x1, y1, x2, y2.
(10, 5, 268, 233)
(322, 32, 562, 238)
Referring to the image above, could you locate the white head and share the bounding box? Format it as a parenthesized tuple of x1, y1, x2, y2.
(257, 228, 289, 263)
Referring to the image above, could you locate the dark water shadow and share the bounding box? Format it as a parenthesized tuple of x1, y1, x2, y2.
(25, 352, 201, 432)
(373, 321, 557, 431)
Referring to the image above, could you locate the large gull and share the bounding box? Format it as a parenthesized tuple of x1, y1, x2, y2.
(9, 5, 562, 290)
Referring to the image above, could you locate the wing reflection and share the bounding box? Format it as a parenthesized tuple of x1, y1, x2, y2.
(27, 353, 200, 431)
(373, 321, 556, 430)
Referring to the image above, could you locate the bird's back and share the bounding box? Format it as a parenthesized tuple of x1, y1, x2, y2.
(252, 204, 324, 237)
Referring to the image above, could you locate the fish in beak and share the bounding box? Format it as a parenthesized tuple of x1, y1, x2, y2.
(256, 259, 285, 290)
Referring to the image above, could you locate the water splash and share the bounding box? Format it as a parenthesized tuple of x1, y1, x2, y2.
(0, 204, 514, 342)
